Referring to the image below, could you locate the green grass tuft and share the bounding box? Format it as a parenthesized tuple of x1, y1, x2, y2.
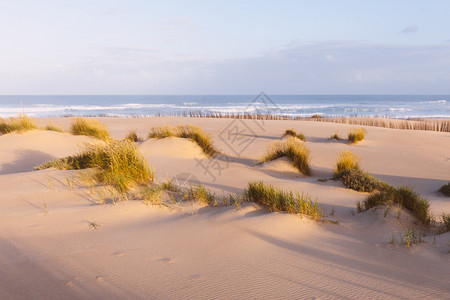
(71, 117, 110, 140)
(357, 186, 431, 225)
(438, 182, 450, 197)
(184, 184, 216, 205)
(148, 124, 217, 156)
(282, 128, 306, 142)
(348, 128, 366, 144)
(36, 140, 154, 193)
(335, 169, 390, 192)
(261, 136, 311, 176)
(0, 114, 37, 134)
(334, 150, 360, 174)
(244, 181, 323, 220)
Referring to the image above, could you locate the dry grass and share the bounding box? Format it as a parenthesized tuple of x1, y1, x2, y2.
(329, 133, 341, 140)
(244, 181, 323, 220)
(282, 128, 306, 142)
(36, 140, 154, 193)
(348, 128, 365, 144)
(261, 136, 311, 176)
(0, 113, 37, 134)
(45, 124, 64, 133)
(125, 130, 143, 142)
(334, 151, 360, 174)
(71, 117, 110, 140)
(148, 124, 217, 156)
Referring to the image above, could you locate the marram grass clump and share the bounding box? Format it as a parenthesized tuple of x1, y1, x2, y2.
(0, 114, 37, 134)
(71, 117, 110, 140)
(36, 140, 154, 193)
(244, 181, 323, 220)
(282, 128, 306, 142)
(335, 169, 390, 193)
(348, 128, 365, 144)
(334, 150, 360, 174)
(329, 132, 341, 141)
(125, 130, 143, 142)
(438, 182, 450, 197)
(45, 124, 64, 133)
(261, 136, 311, 176)
(357, 186, 431, 225)
(148, 124, 217, 156)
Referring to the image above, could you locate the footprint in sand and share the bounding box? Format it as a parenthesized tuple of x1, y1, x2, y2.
(64, 281, 74, 287)
(158, 257, 174, 264)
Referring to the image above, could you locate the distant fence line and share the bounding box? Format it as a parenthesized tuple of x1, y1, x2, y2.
(62, 111, 450, 132)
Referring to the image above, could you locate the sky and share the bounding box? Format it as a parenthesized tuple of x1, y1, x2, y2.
(0, 0, 450, 95)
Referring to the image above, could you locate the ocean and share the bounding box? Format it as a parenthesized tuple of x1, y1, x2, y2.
(0, 94, 449, 119)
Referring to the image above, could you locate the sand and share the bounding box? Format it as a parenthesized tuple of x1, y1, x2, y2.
(0, 117, 449, 299)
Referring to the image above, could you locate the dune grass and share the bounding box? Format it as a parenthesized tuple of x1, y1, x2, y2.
(125, 130, 143, 142)
(329, 133, 341, 140)
(244, 181, 323, 220)
(0, 113, 37, 134)
(348, 128, 365, 144)
(357, 186, 431, 225)
(334, 150, 360, 174)
(261, 136, 311, 176)
(45, 124, 64, 133)
(184, 184, 216, 205)
(36, 140, 154, 193)
(71, 117, 110, 140)
(389, 228, 424, 248)
(336, 169, 390, 192)
(148, 124, 217, 156)
(439, 213, 450, 233)
(282, 128, 306, 142)
(438, 182, 450, 197)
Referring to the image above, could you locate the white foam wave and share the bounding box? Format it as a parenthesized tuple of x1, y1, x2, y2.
(419, 100, 446, 104)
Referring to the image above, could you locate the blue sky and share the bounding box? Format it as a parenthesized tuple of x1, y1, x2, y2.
(1, 0, 449, 94)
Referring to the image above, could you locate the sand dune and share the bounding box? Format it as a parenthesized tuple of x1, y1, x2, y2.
(1, 118, 449, 299)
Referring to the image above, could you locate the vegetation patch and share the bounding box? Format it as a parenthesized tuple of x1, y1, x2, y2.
(36, 140, 154, 193)
(125, 130, 143, 142)
(244, 181, 323, 220)
(335, 169, 390, 193)
(334, 150, 360, 174)
(388, 228, 424, 248)
(357, 186, 431, 225)
(0, 114, 37, 134)
(438, 182, 450, 197)
(329, 133, 341, 140)
(148, 124, 217, 156)
(282, 128, 306, 142)
(71, 117, 110, 140)
(348, 128, 365, 144)
(261, 136, 311, 176)
(45, 124, 64, 133)
(439, 213, 450, 233)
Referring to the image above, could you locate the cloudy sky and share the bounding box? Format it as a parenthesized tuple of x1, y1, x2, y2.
(1, 0, 449, 94)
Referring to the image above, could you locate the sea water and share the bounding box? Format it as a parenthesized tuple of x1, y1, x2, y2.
(0, 95, 448, 118)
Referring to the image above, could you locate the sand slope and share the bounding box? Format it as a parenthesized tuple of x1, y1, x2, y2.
(1, 118, 449, 299)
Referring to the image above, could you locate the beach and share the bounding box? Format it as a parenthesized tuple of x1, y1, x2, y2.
(1, 116, 449, 299)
